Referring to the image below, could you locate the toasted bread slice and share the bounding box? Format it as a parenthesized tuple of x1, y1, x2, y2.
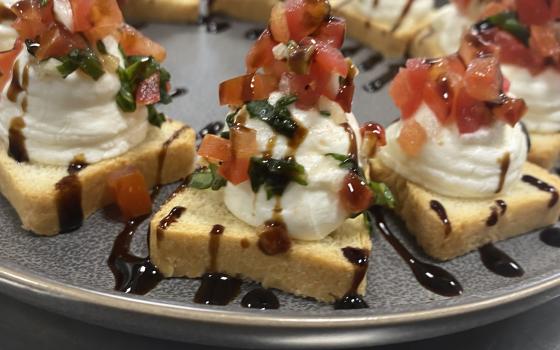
(0, 120, 196, 236)
(149, 187, 372, 303)
(210, 0, 276, 23)
(370, 159, 560, 260)
(122, 0, 200, 23)
(334, 0, 437, 57)
(528, 132, 560, 170)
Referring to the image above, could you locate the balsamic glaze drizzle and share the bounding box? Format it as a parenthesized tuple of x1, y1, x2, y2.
(156, 206, 187, 242)
(241, 288, 280, 310)
(335, 247, 370, 310)
(245, 28, 265, 40)
(540, 227, 560, 248)
(363, 63, 402, 93)
(429, 200, 452, 237)
(521, 175, 559, 208)
(478, 243, 524, 278)
(208, 224, 225, 272)
(170, 87, 189, 99)
(194, 273, 242, 305)
(108, 215, 163, 294)
(371, 207, 463, 297)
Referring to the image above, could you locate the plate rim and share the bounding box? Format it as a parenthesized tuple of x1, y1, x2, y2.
(1, 258, 559, 328)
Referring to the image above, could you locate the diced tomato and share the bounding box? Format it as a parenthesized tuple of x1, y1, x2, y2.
(246, 29, 276, 73)
(360, 122, 386, 146)
(480, 3, 512, 18)
(315, 43, 348, 77)
(339, 172, 373, 214)
(493, 30, 544, 74)
(502, 76, 511, 93)
(107, 166, 152, 220)
(530, 24, 560, 62)
(452, 0, 471, 14)
(390, 67, 427, 119)
(552, 0, 560, 18)
(516, 0, 551, 26)
(70, 0, 94, 32)
(269, 3, 290, 43)
(286, 72, 320, 110)
(136, 73, 161, 105)
(423, 79, 452, 124)
(397, 119, 427, 157)
(452, 87, 493, 134)
(464, 56, 502, 101)
(11, 0, 54, 40)
(263, 60, 289, 77)
(313, 16, 345, 49)
(284, 0, 331, 42)
(0, 40, 23, 92)
(230, 125, 258, 159)
(219, 73, 278, 106)
(85, 0, 123, 41)
(218, 157, 250, 185)
(198, 134, 231, 162)
(492, 97, 527, 126)
(35, 23, 88, 60)
(119, 24, 166, 62)
(336, 77, 354, 113)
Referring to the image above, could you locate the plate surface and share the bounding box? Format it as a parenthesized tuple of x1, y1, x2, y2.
(0, 16, 560, 350)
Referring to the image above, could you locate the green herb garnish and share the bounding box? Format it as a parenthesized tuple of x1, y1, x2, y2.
(57, 48, 105, 80)
(39, 0, 49, 7)
(188, 164, 227, 191)
(96, 40, 108, 55)
(479, 11, 530, 46)
(320, 110, 331, 117)
(246, 95, 299, 138)
(325, 153, 356, 171)
(116, 55, 172, 126)
(368, 181, 395, 209)
(249, 157, 307, 199)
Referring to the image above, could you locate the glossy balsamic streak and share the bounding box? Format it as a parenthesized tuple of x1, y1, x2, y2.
(208, 224, 225, 272)
(7, 64, 23, 102)
(241, 288, 280, 310)
(108, 215, 163, 294)
(363, 64, 402, 93)
(56, 158, 89, 234)
(520, 122, 531, 152)
(391, 0, 415, 32)
(170, 87, 189, 98)
(8, 117, 29, 163)
(359, 52, 384, 71)
(496, 200, 507, 215)
(371, 207, 463, 297)
(335, 247, 370, 310)
(157, 125, 189, 185)
(156, 206, 187, 242)
(540, 227, 560, 248)
(245, 28, 265, 40)
(194, 273, 242, 306)
(198, 121, 226, 141)
(478, 243, 524, 278)
(522, 175, 559, 208)
(429, 200, 452, 236)
(486, 207, 499, 227)
(496, 153, 510, 193)
(258, 220, 292, 256)
(341, 44, 364, 57)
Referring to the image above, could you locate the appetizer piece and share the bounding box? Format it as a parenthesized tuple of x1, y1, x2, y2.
(467, 1, 560, 169)
(411, 0, 491, 57)
(371, 50, 560, 260)
(150, 0, 392, 303)
(0, 0, 195, 235)
(121, 0, 199, 24)
(335, 0, 436, 57)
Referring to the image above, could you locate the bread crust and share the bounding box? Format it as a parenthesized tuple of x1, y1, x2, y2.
(150, 187, 372, 303)
(0, 120, 196, 236)
(528, 132, 560, 170)
(371, 159, 560, 260)
(122, 0, 200, 23)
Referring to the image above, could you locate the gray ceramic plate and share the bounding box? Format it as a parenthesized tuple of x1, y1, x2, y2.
(0, 14, 560, 350)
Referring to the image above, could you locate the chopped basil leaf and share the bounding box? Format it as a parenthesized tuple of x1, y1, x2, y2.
(249, 157, 307, 199)
(246, 95, 299, 138)
(188, 164, 227, 191)
(147, 105, 166, 127)
(96, 40, 108, 55)
(363, 211, 373, 233)
(325, 153, 357, 171)
(220, 131, 230, 139)
(368, 181, 395, 209)
(39, 0, 49, 6)
(481, 11, 530, 46)
(226, 109, 238, 127)
(116, 54, 172, 127)
(320, 110, 331, 117)
(57, 48, 105, 80)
